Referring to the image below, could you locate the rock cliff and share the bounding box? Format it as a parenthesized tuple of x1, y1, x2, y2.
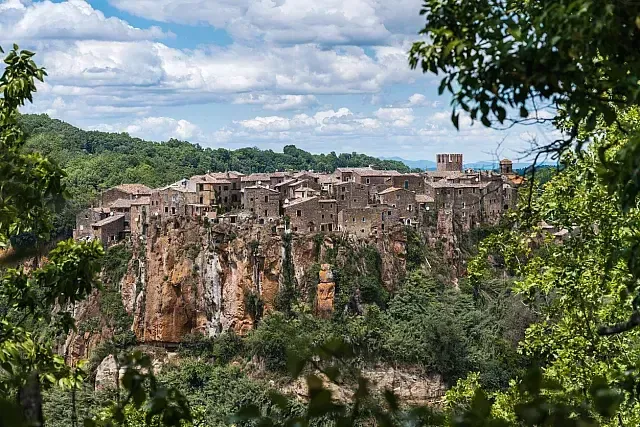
(115, 217, 408, 344)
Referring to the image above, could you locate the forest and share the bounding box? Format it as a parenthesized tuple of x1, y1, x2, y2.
(5, 0, 640, 425)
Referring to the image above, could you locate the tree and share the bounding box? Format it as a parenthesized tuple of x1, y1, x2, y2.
(0, 45, 190, 426)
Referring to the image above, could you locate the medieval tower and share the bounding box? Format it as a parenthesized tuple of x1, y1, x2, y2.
(436, 153, 463, 172)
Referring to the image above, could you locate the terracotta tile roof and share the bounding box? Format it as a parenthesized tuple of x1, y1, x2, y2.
(274, 178, 299, 188)
(241, 173, 271, 182)
(114, 184, 152, 195)
(319, 199, 337, 203)
(109, 199, 134, 209)
(336, 167, 401, 177)
(243, 185, 279, 193)
(92, 213, 125, 227)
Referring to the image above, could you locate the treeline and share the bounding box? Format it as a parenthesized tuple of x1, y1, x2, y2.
(19, 114, 410, 234)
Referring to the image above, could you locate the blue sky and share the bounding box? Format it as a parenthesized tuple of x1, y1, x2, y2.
(0, 0, 558, 161)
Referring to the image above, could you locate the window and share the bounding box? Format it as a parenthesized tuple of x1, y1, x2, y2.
(224, 186, 229, 191)
(462, 202, 466, 208)
(396, 194, 400, 200)
(321, 225, 325, 231)
(381, 223, 385, 230)
(408, 205, 412, 212)
(164, 207, 169, 213)
(224, 197, 228, 203)
(330, 214, 333, 218)
(264, 195, 269, 202)
(85, 214, 89, 219)
(366, 178, 370, 184)
(473, 188, 477, 193)
(171, 207, 176, 215)
(293, 227, 298, 231)
(342, 187, 346, 192)
(388, 210, 392, 216)
(404, 180, 409, 189)
(198, 184, 204, 191)
(341, 195, 345, 200)
(458, 189, 463, 195)
(362, 217, 366, 222)
(353, 199, 357, 203)
(321, 214, 325, 219)
(264, 210, 268, 216)
(250, 197, 254, 202)
(232, 182, 237, 190)
(296, 210, 302, 217)
(352, 217, 356, 222)
(199, 196, 203, 204)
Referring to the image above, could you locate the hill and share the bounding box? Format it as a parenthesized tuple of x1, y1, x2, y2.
(19, 114, 410, 234)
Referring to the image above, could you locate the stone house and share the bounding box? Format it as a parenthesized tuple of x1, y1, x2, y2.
(242, 186, 280, 223)
(284, 197, 323, 233)
(130, 197, 150, 236)
(294, 186, 319, 199)
(335, 181, 370, 213)
(100, 184, 152, 207)
(389, 174, 425, 193)
(377, 187, 418, 218)
(275, 178, 301, 201)
(293, 172, 322, 190)
(337, 205, 400, 238)
(319, 174, 340, 196)
(150, 179, 197, 219)
(269, 171, 293, 188)
(318, 199, 338, 232)
(240, 173, 272, 189)
(74, 207, 110, 240)
(91, 213, 125, 246)
(416, 194, 435, 211)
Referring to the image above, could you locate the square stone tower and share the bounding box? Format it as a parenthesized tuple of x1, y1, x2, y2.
(436, 153, 463, 172)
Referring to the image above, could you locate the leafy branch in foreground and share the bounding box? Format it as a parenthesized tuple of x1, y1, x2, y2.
(0, 44, 191, 426)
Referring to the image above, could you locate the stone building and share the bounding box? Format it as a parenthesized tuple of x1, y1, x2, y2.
(284, 197, 322, 232)
(74, 207, 110, 240)
(240, 173, 272, 189)
(500, 159, 513, 174)
(130, 197, 151, 236)
(242, 186, 280, 223)
(389, 173, 425, 193)
(377, 187, 418, 220)
(150, 179, 197, 219)
(318, 199, 338, 232)
(100, 184, 152, 207)
(436, 154, 463, 172)
(91, 214, 125, 246)
(335, 181, 370, 213)
(337, 205, 400, 237)
(294, 172, 322, 190)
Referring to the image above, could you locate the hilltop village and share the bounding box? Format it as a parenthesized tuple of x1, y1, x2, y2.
(74, 154, 523, 245)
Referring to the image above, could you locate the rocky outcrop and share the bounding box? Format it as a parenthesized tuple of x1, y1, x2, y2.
(316, 264, 335, 318)
(110, 217, 407, 344)
(283, 366, 446, 407)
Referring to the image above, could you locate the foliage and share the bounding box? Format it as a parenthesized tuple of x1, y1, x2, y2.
(178, 331, 246, 365)
(20, 114, 410, 234)
(409, 0, 640, 142)
(0, 44, 191, 426)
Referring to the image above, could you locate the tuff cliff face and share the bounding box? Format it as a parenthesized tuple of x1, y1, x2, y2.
(117, 217, 407, 344)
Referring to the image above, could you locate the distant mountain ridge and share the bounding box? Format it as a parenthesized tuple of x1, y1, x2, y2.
(382, 156, 553, 171)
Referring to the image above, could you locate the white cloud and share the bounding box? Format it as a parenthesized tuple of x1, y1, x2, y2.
(0, 0, 171, 43)
(108, 0, 424, 46)
(233, 94, 318, 111)
(90, 117, 204, 141)
(406, 93, 439, 108)
(374, 107, 414, 127)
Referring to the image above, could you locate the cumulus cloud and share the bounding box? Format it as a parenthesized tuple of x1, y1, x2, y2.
(0, 0, 171, 42)
(89, 116, 204, 141)
(405, 93, 439, 108)
(233, 94, 318, 111)
(374, 107, 414, 127)
(108, 0, 424, 45)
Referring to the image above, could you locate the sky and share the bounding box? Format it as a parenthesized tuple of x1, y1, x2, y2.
(0, 0, 558, 162)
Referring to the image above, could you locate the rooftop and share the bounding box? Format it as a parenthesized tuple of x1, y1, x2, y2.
(110, 199, 134, 209)
(378, 187, 406, 195)
(416, 195, 435, 203)
(92, 213, 125, 227)
(284, 196, 317, 207)
(244, 185, 279, 193)
(114, 184, 152, 195)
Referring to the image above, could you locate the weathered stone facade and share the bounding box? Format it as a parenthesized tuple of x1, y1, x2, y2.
(242, 186, 280, 222)
(338, 205, 400, 238)
(436, 153, 463, 172)
(91, 214, 125, 246)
